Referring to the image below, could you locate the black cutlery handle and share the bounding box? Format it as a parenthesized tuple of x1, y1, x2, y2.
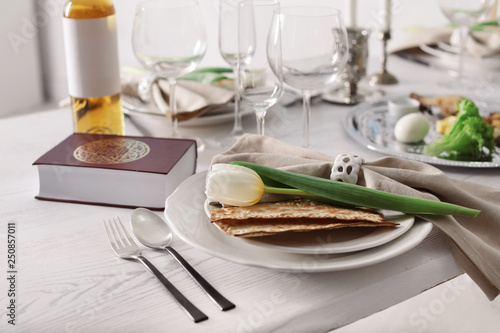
(137, 255, 208, 323)
(164, 246, 236, 311)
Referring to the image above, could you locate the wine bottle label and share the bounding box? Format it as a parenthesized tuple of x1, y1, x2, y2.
(63, 15, 121, 98)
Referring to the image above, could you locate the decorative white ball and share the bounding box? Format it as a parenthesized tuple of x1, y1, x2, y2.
(330, 154, 364, 184)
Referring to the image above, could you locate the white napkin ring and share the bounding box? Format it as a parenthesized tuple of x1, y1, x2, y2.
(330, 154, 364, 184)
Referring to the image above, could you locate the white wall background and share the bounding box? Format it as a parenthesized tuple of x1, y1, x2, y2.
(1, 0, 44, 117)
(1, 0, 454, 117)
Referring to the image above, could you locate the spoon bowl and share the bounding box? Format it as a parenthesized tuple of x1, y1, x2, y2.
(130, 207, 235, 311)
(131, 208, 173, 249)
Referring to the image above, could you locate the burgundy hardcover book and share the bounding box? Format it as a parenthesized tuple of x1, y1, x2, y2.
(33, 133, 197, 210)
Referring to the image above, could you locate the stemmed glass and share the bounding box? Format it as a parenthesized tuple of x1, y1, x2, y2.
(132, 0, 207, 141)
(238, 0, 283, 136)
(269, 6, 348, 147)
(217, 0, 245, 147)
(438, 0, 496, 88)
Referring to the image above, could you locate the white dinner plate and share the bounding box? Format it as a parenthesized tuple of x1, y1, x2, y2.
(122, 95, 254, 128)
(419, 43, 500, 70)
(203, 200, 414, 254)
(164, 172, 433, 272)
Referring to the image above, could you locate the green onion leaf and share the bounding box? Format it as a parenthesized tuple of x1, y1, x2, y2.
(232, 161, 480, 218)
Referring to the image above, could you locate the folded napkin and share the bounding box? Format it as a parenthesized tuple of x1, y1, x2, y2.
(391, 26, 500, 58)
(121, 73, 234, 121)
(211, 134, 500, 300)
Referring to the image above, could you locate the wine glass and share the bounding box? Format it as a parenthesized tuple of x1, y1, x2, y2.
(238, 0, 283, 136)
(438, 0, 496, 88)
(132, 0, 207, 141)
(269, 6, 348, 147)
(217, 0, 245, 147)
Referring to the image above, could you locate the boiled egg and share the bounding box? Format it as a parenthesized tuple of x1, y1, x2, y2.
(394, 113, 430, 143)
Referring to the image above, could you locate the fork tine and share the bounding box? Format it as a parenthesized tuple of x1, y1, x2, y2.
(108, 218, 122, 248)
(116, 217, 135, 246)
(103, 219, 118, 250)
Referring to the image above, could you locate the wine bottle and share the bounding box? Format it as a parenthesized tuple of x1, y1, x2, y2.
(63, 0, 124, 135)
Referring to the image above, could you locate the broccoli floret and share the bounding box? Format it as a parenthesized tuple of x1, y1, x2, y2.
(424, 98, 495, 162)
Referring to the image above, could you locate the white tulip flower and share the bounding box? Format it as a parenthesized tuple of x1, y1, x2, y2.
(206, 164, 265, 206)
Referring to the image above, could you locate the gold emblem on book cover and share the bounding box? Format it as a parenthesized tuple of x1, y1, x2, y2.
(73, 139, 150, 164)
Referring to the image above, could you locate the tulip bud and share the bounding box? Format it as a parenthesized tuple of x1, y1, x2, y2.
(206, 164, 265, 206)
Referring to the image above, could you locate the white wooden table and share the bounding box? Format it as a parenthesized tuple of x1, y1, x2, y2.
(1, 56, 499, 332)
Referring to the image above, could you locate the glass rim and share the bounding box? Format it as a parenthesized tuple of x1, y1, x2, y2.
(239, 0, 280, 6)
(278, 6, 342, 17)
(136, 0, 199, 10)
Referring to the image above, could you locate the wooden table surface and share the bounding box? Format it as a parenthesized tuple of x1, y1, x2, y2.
(1, 56, 499, 332)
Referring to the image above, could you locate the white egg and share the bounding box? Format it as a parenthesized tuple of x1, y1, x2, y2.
(394, 113, 430, 143)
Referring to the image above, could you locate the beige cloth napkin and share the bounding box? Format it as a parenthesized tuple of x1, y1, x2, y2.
(211, 134, 500, 300)
(391, 26, 500, 58)
(121, 74, 234, 121)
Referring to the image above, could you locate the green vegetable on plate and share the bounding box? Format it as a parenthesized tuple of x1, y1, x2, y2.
(424, 98, 495, 162)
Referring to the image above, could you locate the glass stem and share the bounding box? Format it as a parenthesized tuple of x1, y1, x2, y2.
(231, 65, 243, 135)
(457, 25, 468, 82)
(255, 107, 267, 136)
(302, 90, 312, 148)
(168, 78, 178, 137)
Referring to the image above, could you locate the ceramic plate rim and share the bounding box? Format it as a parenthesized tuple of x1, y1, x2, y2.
(122, 98, 254, 128)
(419, 43, 500, 68)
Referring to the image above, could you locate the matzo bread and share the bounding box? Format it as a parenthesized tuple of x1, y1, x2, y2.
(210, 199, 398, 237)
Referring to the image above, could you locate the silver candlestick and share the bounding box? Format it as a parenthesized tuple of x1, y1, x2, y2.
(369, 31, 398, 85)
(322, 28, 371, 105)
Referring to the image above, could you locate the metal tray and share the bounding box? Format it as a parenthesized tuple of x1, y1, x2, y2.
(343, 97, 500, 168)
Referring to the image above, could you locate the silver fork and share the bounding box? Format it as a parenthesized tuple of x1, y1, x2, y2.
(103, 217, 208, 323)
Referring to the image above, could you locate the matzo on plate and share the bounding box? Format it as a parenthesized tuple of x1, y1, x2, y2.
(210, 199, 398, 237)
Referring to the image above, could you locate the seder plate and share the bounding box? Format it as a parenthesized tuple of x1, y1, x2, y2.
(343, 97, 500, 168)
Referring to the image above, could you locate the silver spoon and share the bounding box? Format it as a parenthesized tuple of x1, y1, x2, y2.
(131, 208, 235, 311)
